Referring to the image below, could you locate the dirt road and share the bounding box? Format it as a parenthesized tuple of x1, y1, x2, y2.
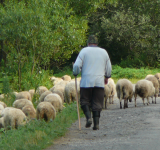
(46, 96, 160, 150)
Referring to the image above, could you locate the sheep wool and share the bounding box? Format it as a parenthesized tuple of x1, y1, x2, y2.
(39, 90, 52, 103)
(0, 117, 4, 128)
(0, 94, 4, 100)
(116, 78, 133, 109)
(44, 93, 63, 112)
(22, 105, 36, 119)
(0, 104, 4, 111)
(49, 76, 63, 85)
(52, 90, 64, 103)
(36, 102, 56, 122)
(64, 80, 80, 104)
(107, 78, 116, 104)
(0, 101, 7, 108)
(16, 91, 32, 101)
(104, 84, 110, 109)
(155, 73, 160, 85)
(61, 75, 72, 81)
(13, 99, 33, 110)
(145, 74, 154, 79)
(36, 86, 48, 96)
(3, 108, 26, 130)
(135, 79, 155, 107)
(1, 107, 14, 117)
(49, 80, 69, 97)
(29, 89, 35, 99)
(145, 76, 159, 103)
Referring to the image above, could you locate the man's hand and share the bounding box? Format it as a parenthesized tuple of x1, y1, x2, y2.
(104, 78, 108, 84)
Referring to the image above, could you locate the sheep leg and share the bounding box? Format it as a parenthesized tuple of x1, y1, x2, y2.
(120, 99, 122, 109)
(147, 97, 149, 105)
(135, 94, 137, 107)
(109, 97, 111, 104)
(143, 98, 145, 105)
(123, 99, 127, 109)
(152, 96, 154, 104)
(126, 99, 128, 108)
(105, 98, 107, 109)
(112, 96, 114, 104)
(155, 96, 156, 104)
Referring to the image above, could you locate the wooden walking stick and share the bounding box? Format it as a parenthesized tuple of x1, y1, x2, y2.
(75, 76, 81, 130)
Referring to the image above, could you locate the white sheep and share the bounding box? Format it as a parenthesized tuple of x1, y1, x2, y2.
(0, 117, 4, 128)
(64, 80, 80, 104)
(3, 107, 26, 130)
(0, 104, 4, 110)
(132, 84, 136, 97)
(0, 94, 4, 100)
(0, 104, 5, 116)
(49, 76, 63, 85)
(0, 101, 7, 108)
(22, 105, 36, 119)
(145, 74, 154, 79)
(36, 102, 56, 122)
(155, 73, 160, 85)
(135, 79, 155, 107)
(36, 86, 48, 96)
(16, 91, 32, 101)
(145, 76, 159, 104)
(13, 99, 33, 110)
(39, 90, 52, 103)
(107, 78, 116, 104)
(154, 73, 160, 96)
(1, 107, 14, 117)
(44, 93, 63, 112)
(71, 77, 81, 82)
(61, 75, 72, 81)
(52, 90, 64, 103)
(104, 84, 110, 109)
(49, 80, 69, 98)
(29, 89, 35, 99)
(116, 79, 134, 109)
(12, 91, 18, 97)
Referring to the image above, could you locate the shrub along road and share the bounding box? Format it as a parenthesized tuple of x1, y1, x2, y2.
(46, 95, 160, 150)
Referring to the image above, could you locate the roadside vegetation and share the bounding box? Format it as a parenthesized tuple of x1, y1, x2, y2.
(0, 0, 159, 149)
(0, 66, 160, 150)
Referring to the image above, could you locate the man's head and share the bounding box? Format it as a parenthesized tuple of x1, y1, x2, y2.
(87, 35, 98, 45)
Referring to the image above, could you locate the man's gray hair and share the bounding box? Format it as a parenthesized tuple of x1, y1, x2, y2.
(87, 35, 98, 44)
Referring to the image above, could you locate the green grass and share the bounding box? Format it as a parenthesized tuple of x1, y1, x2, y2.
(112, 65, 159, 79)
(0, 102, 84, 150)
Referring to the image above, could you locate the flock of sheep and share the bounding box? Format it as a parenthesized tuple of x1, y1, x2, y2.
(0, 75, 81, 130)
(104, 73, 160, 109)
(0, 72, 160, 130)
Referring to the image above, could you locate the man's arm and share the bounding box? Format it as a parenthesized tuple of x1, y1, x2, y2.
(73, 55, 83, 76)
(104, 56, 112, 84)
(104, 77, 109, 84)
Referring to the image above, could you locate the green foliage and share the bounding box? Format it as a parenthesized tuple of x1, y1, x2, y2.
(119, 53, 150, 68)
(88, 0, 160, 67)
(2, 76, 11, 94)
(112, 65, 159, 79)
(0, 0, 96, 89)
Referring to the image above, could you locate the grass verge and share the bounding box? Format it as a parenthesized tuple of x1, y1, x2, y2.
(0, 102, 84, 150)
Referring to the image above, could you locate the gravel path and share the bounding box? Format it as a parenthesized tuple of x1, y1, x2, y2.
(46, 96, 160, 150)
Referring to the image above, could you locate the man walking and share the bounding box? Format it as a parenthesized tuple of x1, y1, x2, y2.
(73, 35, 112, 130)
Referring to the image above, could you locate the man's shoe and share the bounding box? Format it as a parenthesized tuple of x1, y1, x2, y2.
(81, 105, 92, 128)
(92, 111, 100, 130)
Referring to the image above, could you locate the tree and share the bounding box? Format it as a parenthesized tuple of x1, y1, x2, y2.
(88, 0, 160, 67)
